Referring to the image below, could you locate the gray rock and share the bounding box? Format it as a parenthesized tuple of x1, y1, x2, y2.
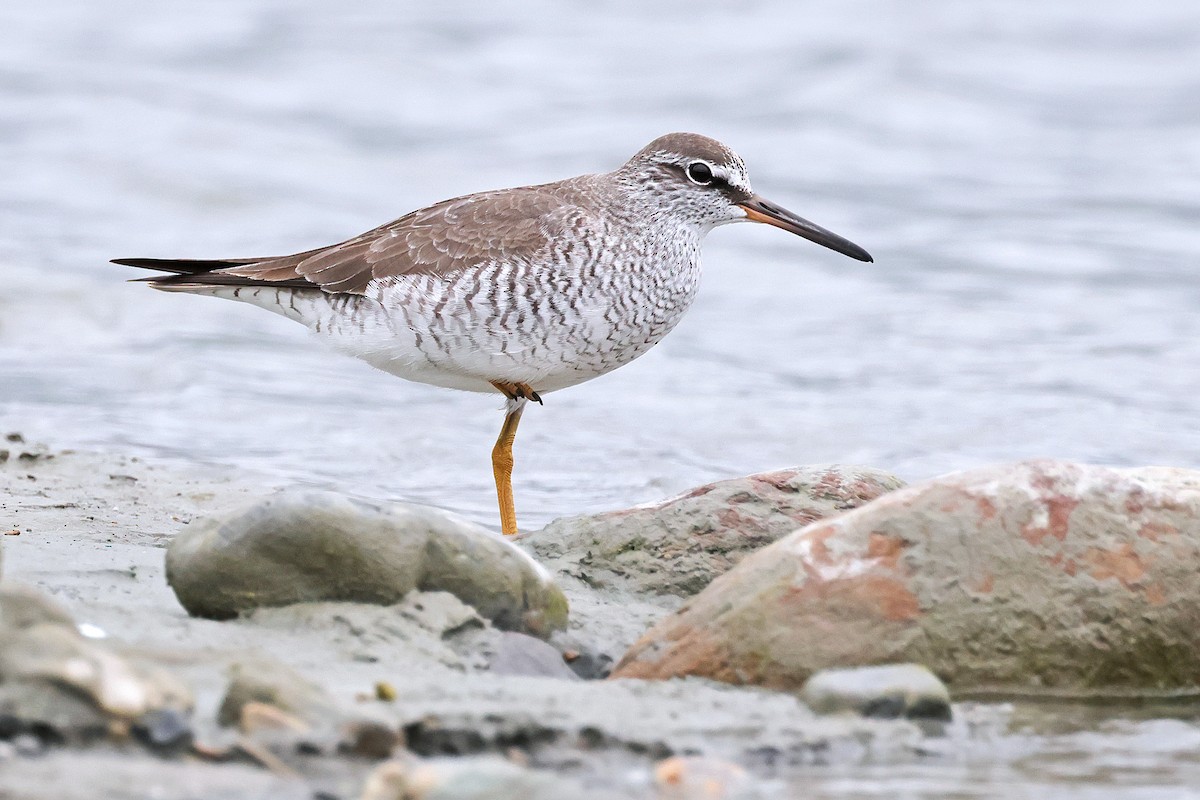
(615, 460, 1200, 694)
(217, 657, 341, 728)
(166, 490, 568, 637)
(217, 655, 401, 760)
(487, 632, 580, 680)
(549, 631, 614, 680)
(801, 664, 951, 721)
(0, 582, 192, 742)
(525, 465, 904, 596)
(132, 707, 194, 750)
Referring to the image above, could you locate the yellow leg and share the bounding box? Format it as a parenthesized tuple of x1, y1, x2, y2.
(491, 401, 525, 536)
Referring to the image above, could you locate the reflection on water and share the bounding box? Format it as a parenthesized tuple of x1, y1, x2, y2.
(2, 2, 1200, 795)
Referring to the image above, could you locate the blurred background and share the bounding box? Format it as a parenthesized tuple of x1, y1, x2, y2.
(2, 0, 1198, 531)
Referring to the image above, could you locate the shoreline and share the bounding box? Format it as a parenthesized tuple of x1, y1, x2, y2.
(0, 438, 920, 799)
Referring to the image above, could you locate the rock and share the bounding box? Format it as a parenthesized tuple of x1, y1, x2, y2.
(613, 460, 1200, 693)
(217, 657, 341, 728)
(551, 633, 614, 680)
(359, 755, 576, 800)
(400, 713, 562, 757)
(487, 632, 580, 680)
(0, 582, 192, 743)
(166, 490, 568, 636)
(525, 465, 904, 596)
(801, 664, 951, 721)
(217, 656, 401, 760)
(131, 707, 194, 750)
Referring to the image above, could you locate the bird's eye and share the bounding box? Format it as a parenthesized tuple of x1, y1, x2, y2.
(686, 162, 714, 186)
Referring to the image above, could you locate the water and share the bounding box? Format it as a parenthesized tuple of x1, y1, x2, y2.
(2, 1, 1200, 795)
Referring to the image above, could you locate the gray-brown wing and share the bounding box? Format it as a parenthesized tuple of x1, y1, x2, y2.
(220, 187, 589, 295)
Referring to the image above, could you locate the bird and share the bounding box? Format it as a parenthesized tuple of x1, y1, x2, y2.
(114, 132, 872, 537)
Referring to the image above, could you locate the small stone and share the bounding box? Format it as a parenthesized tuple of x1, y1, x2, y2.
(801, 664, 951, 721)
(0, 583, 193, 743)
(133, 707, 194, 751)
(12, 733, 42, 756)
(218, 658, 338, 728)
(487, 632, 580, 680)
(548, 635, 613, 680)
(340, 719, 403, 759)
(375, 682, 397, 702)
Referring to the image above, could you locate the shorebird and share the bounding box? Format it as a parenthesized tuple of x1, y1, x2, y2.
(115, 133, 871, 536)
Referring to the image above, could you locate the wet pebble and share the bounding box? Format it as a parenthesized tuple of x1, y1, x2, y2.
(217, 657, 340, 729)
(0, 582, 193, 745)
(487, 632, 580, 680)
(801, 664, 951, 721)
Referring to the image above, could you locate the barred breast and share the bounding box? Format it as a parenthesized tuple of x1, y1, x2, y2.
(323, 223, 703, 393)
(215, 217, 704, 395)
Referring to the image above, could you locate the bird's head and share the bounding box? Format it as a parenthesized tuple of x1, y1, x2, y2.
(616, 132, 872, 262)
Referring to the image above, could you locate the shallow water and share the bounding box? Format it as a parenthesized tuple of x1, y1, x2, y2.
(801, 702, 1200, 800)
(2, 1, 1200, 795)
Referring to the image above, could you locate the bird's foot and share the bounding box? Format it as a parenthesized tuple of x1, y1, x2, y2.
(490, 381, 542, 404)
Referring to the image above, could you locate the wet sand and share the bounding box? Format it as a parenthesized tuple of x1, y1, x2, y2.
(1, 440, 924, 799)
(5, 440, 1200, 798)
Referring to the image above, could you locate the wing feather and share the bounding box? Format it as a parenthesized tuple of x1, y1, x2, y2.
(207, 186, 591, 295)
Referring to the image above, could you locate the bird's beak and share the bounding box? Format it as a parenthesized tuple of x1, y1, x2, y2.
(738, 194, 873, 263)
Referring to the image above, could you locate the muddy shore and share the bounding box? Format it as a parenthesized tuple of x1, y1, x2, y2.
(0, 441, 928, 799)
(4, 440, 1200, 799)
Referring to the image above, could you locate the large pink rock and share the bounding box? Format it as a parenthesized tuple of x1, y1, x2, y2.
(612, 461, 1200, 693)
(525, 466, 904, 597)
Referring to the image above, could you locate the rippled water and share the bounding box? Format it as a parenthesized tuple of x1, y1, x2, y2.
(3, 2, 1200, 794)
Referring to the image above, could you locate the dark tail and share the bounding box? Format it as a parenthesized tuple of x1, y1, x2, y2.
(111, 257, 260, 278)
(111, 257, 314, 289)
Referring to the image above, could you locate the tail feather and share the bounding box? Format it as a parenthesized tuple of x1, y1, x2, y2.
(112, 257, 315, 290)
(111, 257, 262, 273)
